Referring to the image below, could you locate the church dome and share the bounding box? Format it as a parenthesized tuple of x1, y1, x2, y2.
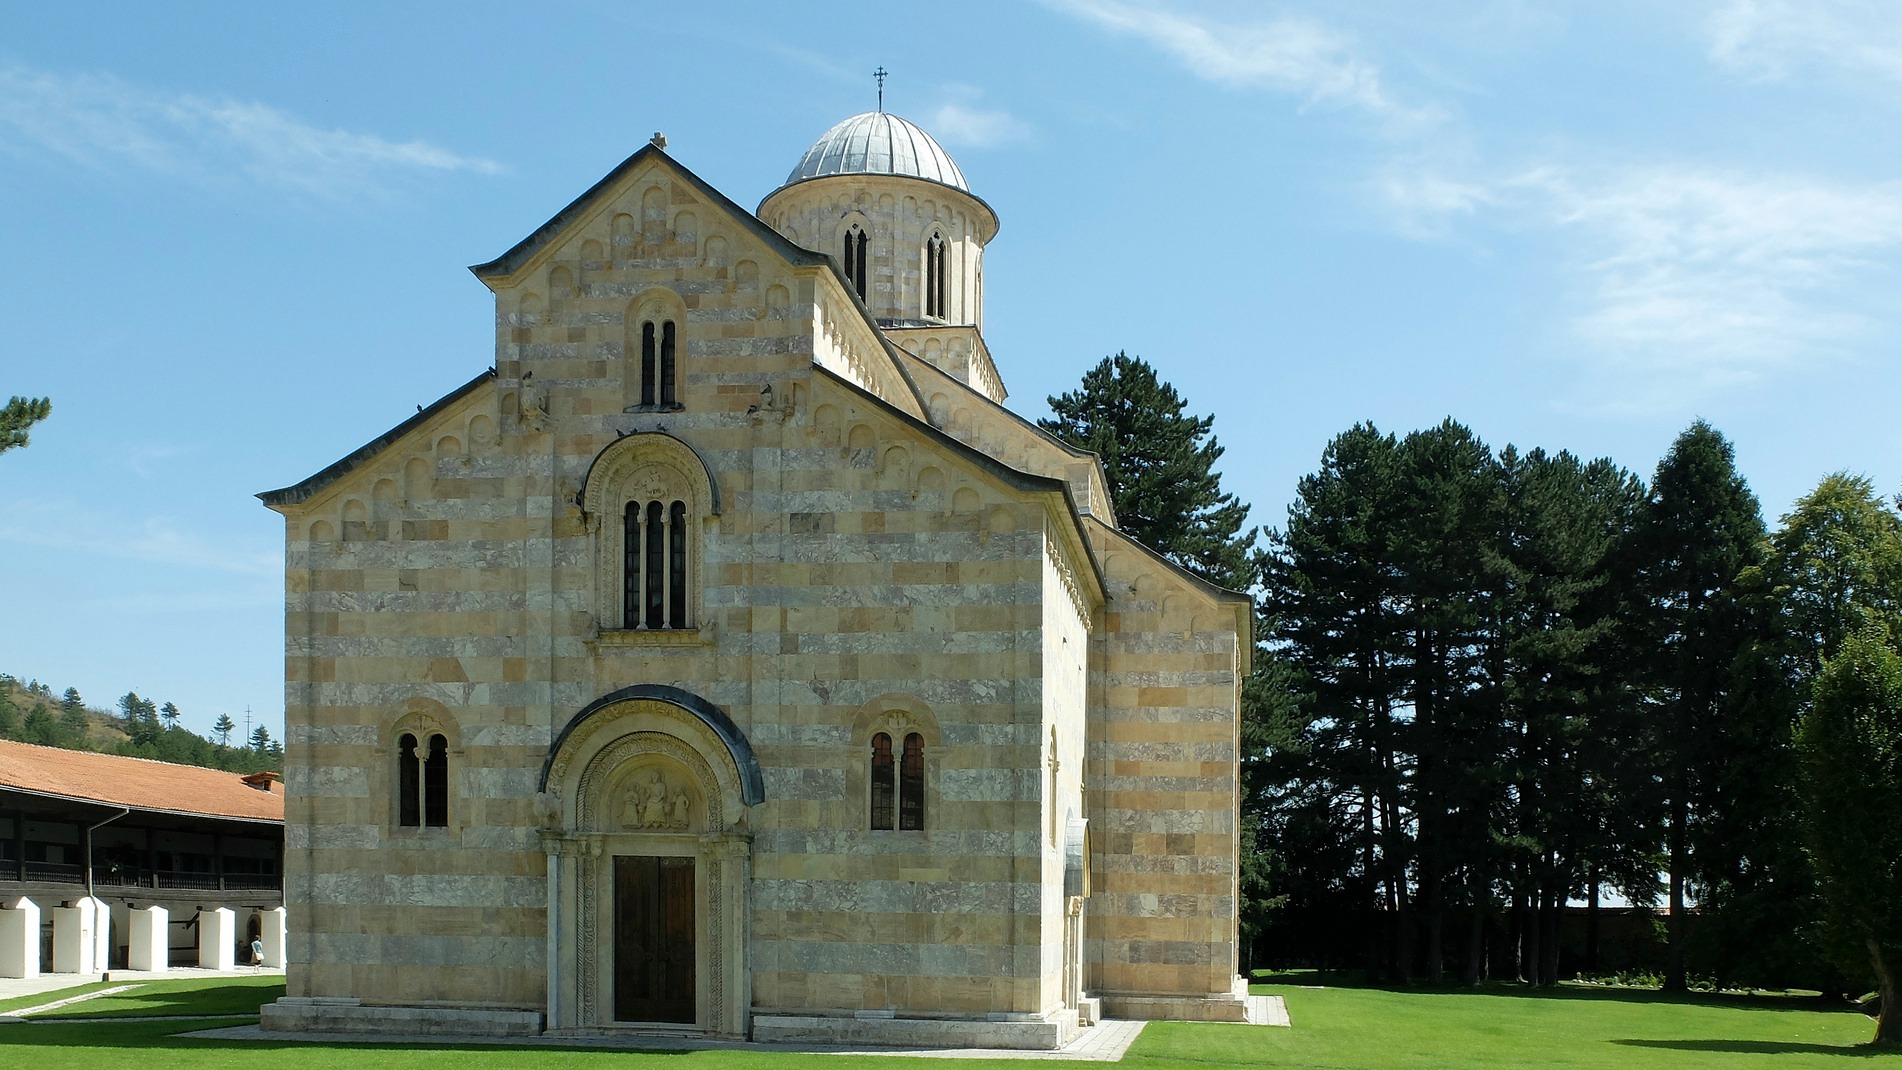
(782, 111, 968, 192)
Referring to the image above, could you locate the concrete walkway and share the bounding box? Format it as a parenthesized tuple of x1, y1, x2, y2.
(186, 1019, 1151, 1061)
(10, 982, 1287, 1063)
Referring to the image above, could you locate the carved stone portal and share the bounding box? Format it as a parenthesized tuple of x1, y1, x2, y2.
(618, 766, 693, 831)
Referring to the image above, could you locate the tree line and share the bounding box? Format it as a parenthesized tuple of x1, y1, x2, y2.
(1043, 353, 1902, 1042)
(0, 673, 281, 774)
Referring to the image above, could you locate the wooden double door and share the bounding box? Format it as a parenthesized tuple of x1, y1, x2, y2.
(613, 854, 696, 1023)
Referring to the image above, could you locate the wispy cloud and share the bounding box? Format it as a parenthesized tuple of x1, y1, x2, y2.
(0, 65, 501, 198)
(1522, 165, 1902, 406)
(1043, 0, 1437, 127)
(1705, 0, 1902, 83)
(0, 497, 279, 577)
(928, 86, 1033, 149)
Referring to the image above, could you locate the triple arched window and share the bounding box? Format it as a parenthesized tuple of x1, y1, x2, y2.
(397, 731, 449, 828)
(870, 732, 925, 831)
(842, 225, 869, 300)
(584, 435, 712, 637)
(623, 498, 690, 629)
(924, 232, 947, 320)
(637, 318, 678, 408)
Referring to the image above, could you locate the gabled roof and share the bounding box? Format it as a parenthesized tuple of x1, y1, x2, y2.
(257, 367, 494, 508)
(469, 142, 830, 284)
(0, 739, 284, 825)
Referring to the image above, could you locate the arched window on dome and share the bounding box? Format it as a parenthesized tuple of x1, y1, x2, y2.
(843, 224, 869, 301)
(925, 232, 947, 320)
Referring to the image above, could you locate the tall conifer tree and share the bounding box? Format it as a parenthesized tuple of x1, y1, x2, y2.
(1040, 352, 1254, 590)
(1631, 420, 1765, 991)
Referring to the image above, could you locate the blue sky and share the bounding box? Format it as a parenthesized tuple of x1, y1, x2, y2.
(3, 1, 1899, 741)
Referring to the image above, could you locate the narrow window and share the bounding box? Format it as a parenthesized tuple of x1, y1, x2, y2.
(668, 500, 688, 628)
(856, 230, 869, 300)
(623, 502, 643, 629)
(398, 733, 420, 828)
(423, 734, 449, 827)
(644, 500, 665, 628)
(900, 733, 925, 831)
(660, 321, 678, 406)
(926, 234, 947, 319)
(640, 322, 657, 407)
(870, 733, 894, 831)
(844, 226, 868, 300)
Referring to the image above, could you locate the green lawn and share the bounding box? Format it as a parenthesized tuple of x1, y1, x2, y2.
(13, 975, 286, 1019)
(0, 974, 1895, 1068)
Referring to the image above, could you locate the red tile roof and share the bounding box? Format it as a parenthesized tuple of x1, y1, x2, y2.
(0, 739, 283, 824)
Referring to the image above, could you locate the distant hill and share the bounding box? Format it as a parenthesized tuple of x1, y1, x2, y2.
(0, 673, 280, 774)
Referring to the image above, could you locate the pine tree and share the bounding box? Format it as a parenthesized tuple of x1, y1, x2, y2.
(250, 725, 273, 753)
(22, 702, 55, 745)
(119, 691, 162, 748)
(1265, 423, 1409, 980)
(1630, 420, 1766, 991)
(1039, 352, 1255, 590)
(213, 713, 236, 746)
(160, 701, 182, 729)
(0, 395, 51, 454)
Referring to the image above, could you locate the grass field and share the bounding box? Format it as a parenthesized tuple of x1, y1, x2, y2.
(0, 973, 1894, 1068)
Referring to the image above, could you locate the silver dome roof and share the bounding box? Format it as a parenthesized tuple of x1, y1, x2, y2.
(784, 111, 968, 192)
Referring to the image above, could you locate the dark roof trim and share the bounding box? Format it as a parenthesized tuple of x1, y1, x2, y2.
(0, 784, 284, 827)
(894, 345, 1097, 464)
(814, 366, 1109, 603)
(759, 171, 1001, 242)
(539, 684, 765, 806)
(1084, 515, 1254, 606)
(257, 368, 496, 508)
(471, 144, 830, 282)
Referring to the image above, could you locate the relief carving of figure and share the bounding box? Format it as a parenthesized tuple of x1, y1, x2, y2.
(618, 767, 690, 831)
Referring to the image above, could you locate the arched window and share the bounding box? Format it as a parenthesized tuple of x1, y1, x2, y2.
(398, 733, 420, 827)
(843, 225, 869, 300)
(397, 731, 450, 828)
(925, 232, 947, 319)
(870, 732, 894, 830)
(424, 735, 448, 826)
(900, 733, 925, 831)
(585, 433, 714, 637)
(637, 318, 678, 408)
(623, 497, 691, 629)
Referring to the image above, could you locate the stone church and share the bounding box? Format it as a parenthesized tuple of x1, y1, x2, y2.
(257, 109, 1251, 1048)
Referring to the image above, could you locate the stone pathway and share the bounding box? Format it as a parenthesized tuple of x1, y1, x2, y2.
(187, 1019, 1153, 1061)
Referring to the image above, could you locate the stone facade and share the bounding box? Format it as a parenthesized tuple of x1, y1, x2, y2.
(258, 115, 1249, 1048)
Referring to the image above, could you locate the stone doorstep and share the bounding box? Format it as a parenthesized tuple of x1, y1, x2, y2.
(1098, 994, 1250, 1024)
(260, 998, 543, 1037)
(750, 1012, 1080, 1051)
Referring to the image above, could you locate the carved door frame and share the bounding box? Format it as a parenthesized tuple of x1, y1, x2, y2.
(540, 695, 755, 1038)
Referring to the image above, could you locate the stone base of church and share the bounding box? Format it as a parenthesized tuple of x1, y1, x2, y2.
(751, 1008, 1083, 1050)
(259, 997, 544, 1037)
(1099, 977, 1252, 1023)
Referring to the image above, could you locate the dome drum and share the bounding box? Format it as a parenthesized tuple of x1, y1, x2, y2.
(760, 112, 997, 330)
